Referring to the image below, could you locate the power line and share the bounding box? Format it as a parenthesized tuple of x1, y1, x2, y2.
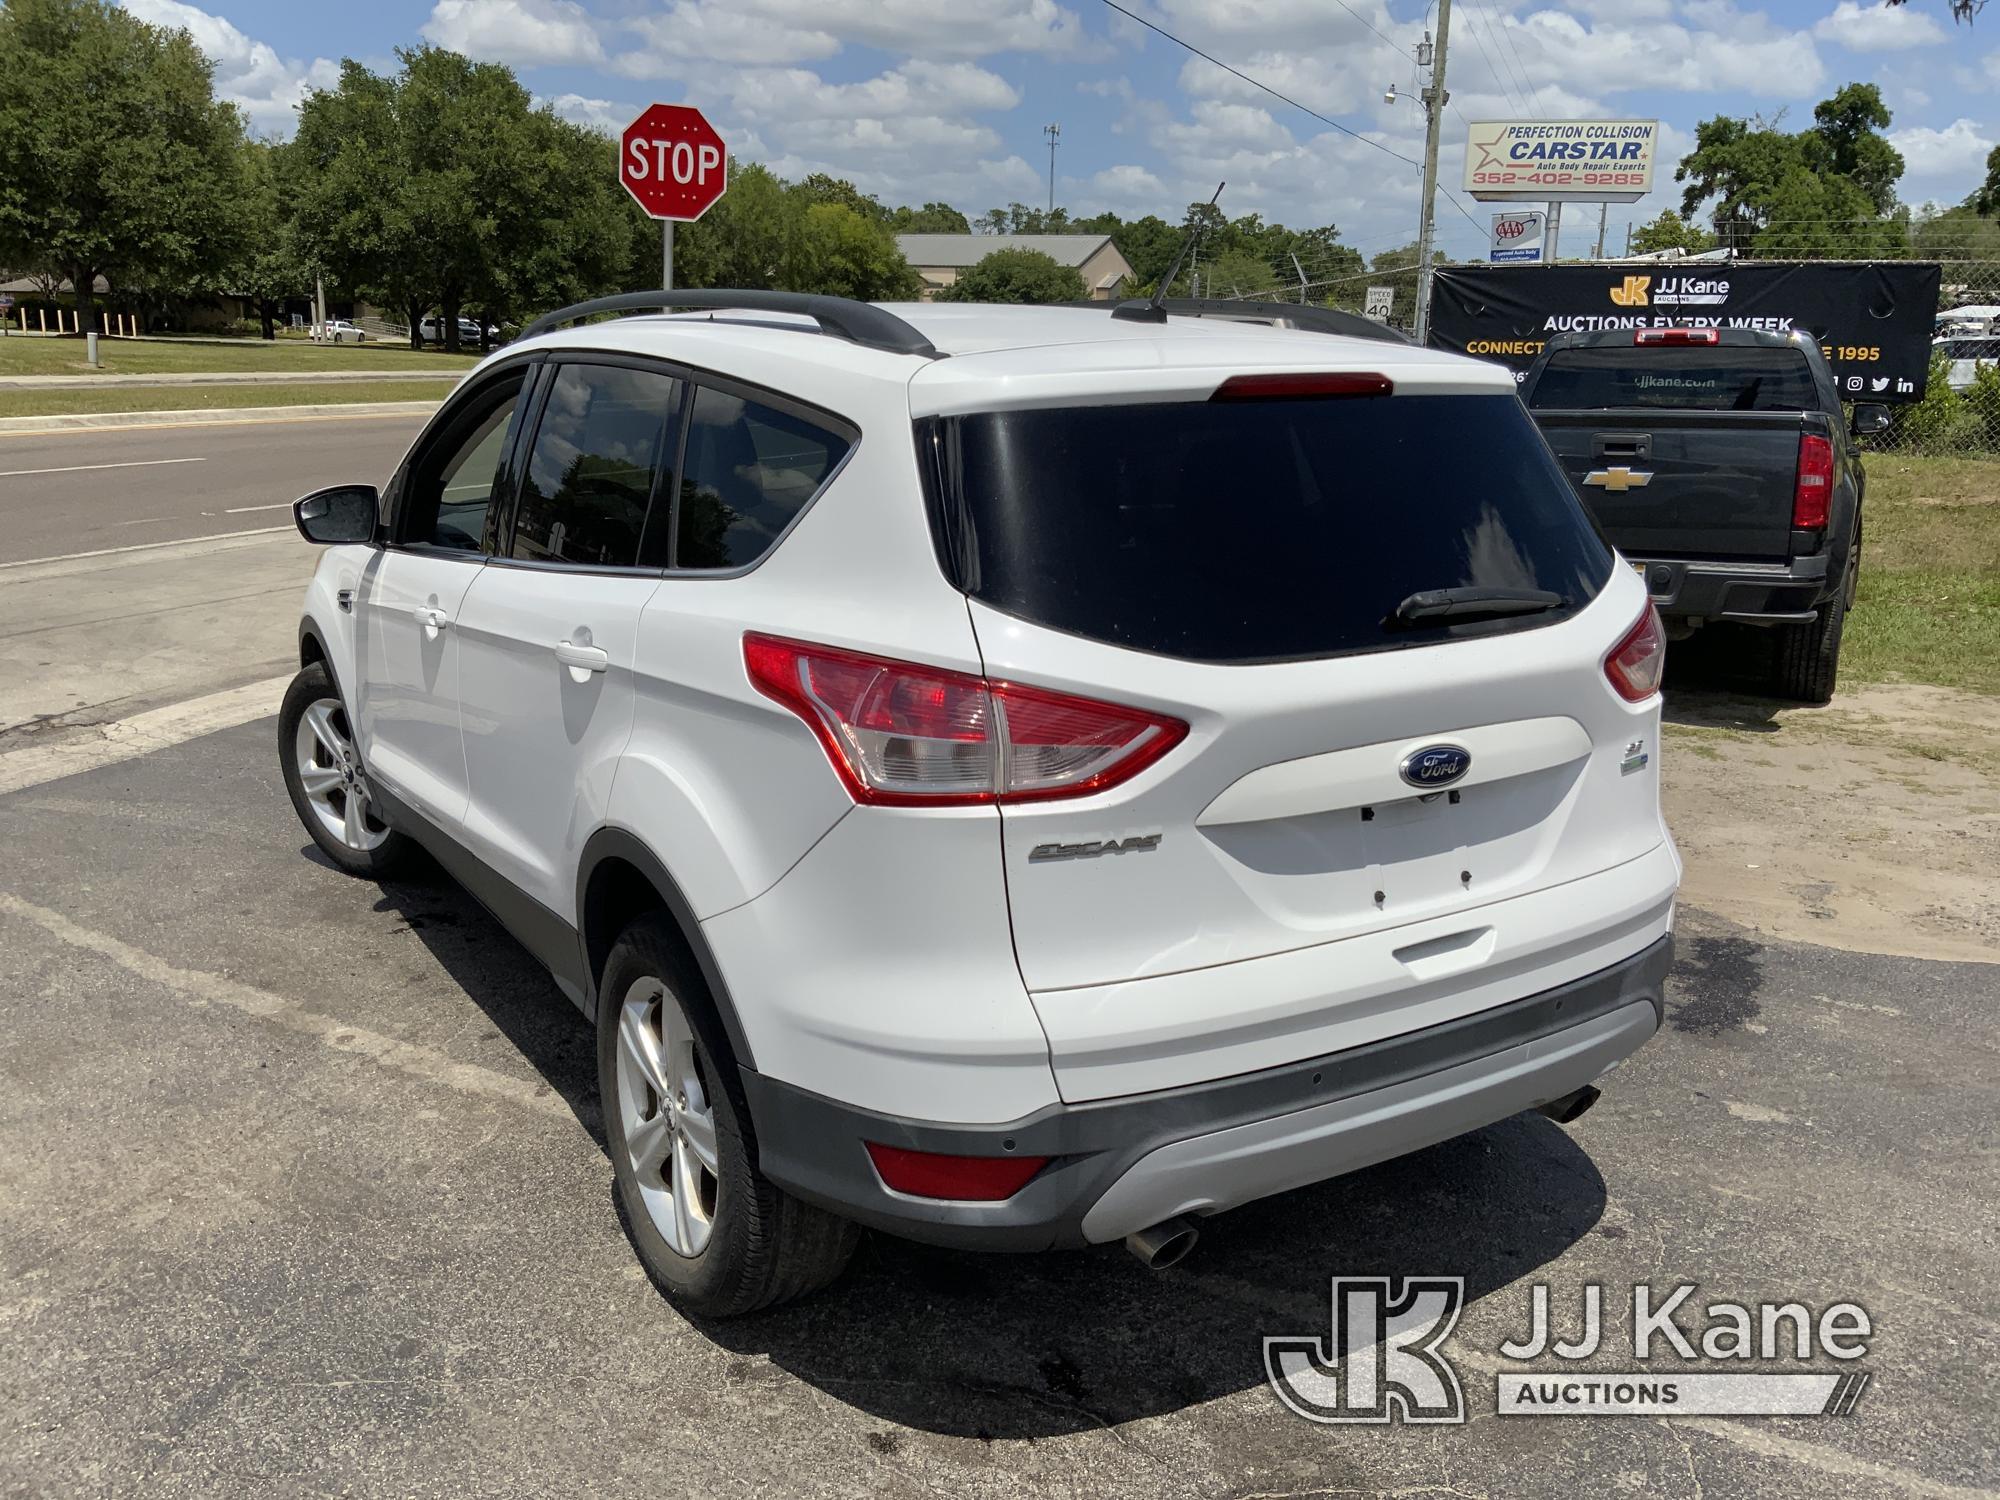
(1097, 0, 1423, 171)
(1482, 0, 1551, 117)
(1455, 0, 1527, 115)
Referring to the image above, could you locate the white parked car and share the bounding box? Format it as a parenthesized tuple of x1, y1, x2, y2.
(282, 291, 1679, 1315)
(1934, 335, 2000, 392)
(314, 319, 365, 344)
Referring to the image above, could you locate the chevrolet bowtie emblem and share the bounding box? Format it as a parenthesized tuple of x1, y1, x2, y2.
(1584, 466, 1653, 493)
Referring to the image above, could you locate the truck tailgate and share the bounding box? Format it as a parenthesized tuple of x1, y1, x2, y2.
(1534, 409, 1806, 561)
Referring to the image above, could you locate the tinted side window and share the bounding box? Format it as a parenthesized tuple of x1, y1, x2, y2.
(400, 374, 525, 550)
(674, 386, 851, 569)
(512, 363, 682, 568)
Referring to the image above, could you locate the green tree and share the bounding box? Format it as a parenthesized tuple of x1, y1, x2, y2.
(1630, 208, 1718, 256)
(1194, 249, 1275, 299)
(1974, 145, 2000, 217)
(935, 247, 1085, 303)
(1677, 86, 1906, 255)
(293, 48, 629, 350)
(888, 202, 972, 234)
(656, 159, 793, 290)
(781, 203, 919, 300)
(794, 173, 888, 224)
(0, 0, 245, 333)
(226, 139, 314, 339)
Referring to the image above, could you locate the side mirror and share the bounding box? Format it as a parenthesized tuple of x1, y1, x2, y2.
(1851, 404, 1891, 436)
(293, 485, 379, 545)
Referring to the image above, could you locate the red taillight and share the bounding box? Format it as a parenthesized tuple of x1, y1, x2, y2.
(865, 1142, 1050, 1201)
(1634, 328, 1719, 346)
(1211, 372, 1393, 400)
(1793, 433, 1833, 530)
(1604, 604, 1666, 702)
(743, 634, 1188, 806)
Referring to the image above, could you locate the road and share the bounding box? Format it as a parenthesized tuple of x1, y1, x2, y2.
(0, 409, 425, 564)
(0, 421, 1994, 1498)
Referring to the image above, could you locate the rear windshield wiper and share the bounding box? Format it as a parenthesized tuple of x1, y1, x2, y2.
(1390, 587, 1566, 626)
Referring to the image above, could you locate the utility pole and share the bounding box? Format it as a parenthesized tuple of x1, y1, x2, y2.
(1412, 0, 1451, 346)
(1043, 123, 1060, 215)
(1594, 201, 1608, 261)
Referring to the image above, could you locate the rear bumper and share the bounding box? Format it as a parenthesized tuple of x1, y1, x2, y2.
(1631, 552, 1830, 624)
(741, 932, 1671, 1252)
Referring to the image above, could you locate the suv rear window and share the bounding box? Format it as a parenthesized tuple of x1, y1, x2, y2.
(1528, 346, 1818, 412)
(925, 393, 1611, 664)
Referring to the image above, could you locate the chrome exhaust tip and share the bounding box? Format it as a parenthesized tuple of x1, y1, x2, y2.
(1125, 1216, 1200, 1269)
(1537, 1084, 1602, 1126)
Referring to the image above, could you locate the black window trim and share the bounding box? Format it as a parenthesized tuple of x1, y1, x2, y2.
(387, 352, 545, 560)
(471, 349, 861, 582)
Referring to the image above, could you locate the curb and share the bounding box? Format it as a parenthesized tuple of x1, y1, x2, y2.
(0, 401, 443, 435)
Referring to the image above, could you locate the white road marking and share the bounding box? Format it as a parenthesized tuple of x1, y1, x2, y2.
(0, 891, 570, 1120)
(0, 524, 289, 570)
(223, 501, 293, 513)
(0, 673, 293, 795)
(0, 456, 207, 479)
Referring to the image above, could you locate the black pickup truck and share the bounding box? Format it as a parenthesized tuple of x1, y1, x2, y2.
(1520, 326, 1889, 703)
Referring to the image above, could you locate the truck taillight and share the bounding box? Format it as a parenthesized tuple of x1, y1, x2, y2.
(1634, 328, 1719, 346)
(743, 634, 1187, 806)
(1793, 433, 1833, 530)
(1604, 604, 1666, 703)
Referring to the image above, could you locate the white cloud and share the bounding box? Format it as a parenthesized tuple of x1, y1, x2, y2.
(1813, 1, 1946, 52)
(1888, 117, 1996, 185)
(724, 61, 1022, 124)
(613, 3, 840, 73)
(121, 0, 337, 133)
(421, 0, 604, 68)
(725, 0, 1091, 58)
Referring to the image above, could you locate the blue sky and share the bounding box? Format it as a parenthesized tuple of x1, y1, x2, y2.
(123, 0, 1998, 281)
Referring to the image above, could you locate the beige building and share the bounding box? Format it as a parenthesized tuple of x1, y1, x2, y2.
(894, 233, 1136, 301)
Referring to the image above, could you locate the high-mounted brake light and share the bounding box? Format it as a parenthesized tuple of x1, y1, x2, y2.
(1603, 603, 1666, 703)
(865, 1142, 1050, 1201)
(1634, 328, 1719, 346)
(743, 634, 1188, 806)
(1793, 433, 1834, 530)
(1211, 372, 1393, 400)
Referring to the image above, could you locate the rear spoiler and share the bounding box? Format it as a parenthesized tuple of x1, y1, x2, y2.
(1068, 297, 1413, 347)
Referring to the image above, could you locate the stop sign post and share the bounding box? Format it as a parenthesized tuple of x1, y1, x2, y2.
(619, 103, 728, 292)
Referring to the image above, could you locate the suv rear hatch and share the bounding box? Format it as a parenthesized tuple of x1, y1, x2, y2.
(1525, 343, 1820, 560)
(920, 379, 1671, 1099)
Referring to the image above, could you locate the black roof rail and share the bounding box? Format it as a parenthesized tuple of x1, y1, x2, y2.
(1093, 296, 1413, 346)
(519, 290, 940, 358)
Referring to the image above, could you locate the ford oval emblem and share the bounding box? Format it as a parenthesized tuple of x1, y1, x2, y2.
(1400, 743, 1472, 789)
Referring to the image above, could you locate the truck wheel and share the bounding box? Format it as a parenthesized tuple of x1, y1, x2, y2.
(599, 914, 860, 1316)
(1771, 597, 1845, 705)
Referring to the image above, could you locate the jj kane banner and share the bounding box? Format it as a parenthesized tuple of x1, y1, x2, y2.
(1429, 262, 1943, 402)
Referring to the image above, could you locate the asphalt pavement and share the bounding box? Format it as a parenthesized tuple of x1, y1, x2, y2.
(0, 416, 1995, 1498)
(0, 409, 425, 564)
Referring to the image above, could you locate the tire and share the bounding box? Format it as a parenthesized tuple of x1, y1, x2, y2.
(278, 662, 410, 876)
(1770, 592, 1845, 705)
(598, 915, 860, 1317)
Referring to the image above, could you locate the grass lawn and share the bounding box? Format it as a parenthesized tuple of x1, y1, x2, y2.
(0, 380, 456, 418)
(1844, 454, 2000, 695)
(0, 334, 481, 377)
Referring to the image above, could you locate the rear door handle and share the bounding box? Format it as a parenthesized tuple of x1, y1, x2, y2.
(413, 606, 450, 633)
(554, 640, 610, 674)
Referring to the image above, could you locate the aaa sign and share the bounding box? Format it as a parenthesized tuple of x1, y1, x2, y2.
(620, 103, 728, 221)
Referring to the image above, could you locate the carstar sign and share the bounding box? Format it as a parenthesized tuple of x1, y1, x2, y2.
(619, 103, 728, 222)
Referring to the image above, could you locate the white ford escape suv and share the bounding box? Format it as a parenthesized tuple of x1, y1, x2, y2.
(281, 291, 1678, 1315)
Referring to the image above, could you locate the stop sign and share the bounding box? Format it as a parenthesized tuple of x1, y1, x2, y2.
(620, 103, 728, 222)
